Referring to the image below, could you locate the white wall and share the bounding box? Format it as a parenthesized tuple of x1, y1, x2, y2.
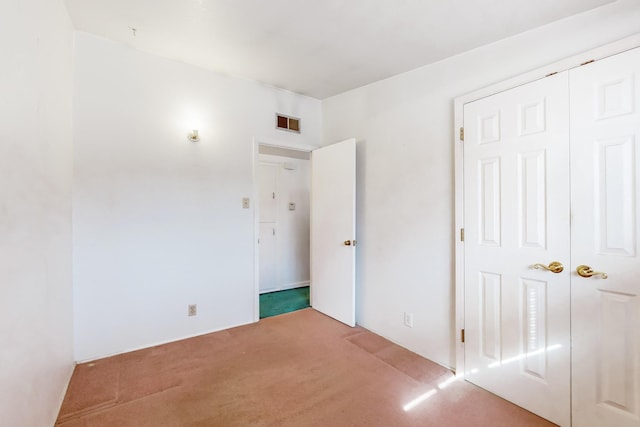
(322, 1, 640, 369)
(258, 154, 311, 292)
(73, 32, 321, 361)
(0, 0, 74, 425)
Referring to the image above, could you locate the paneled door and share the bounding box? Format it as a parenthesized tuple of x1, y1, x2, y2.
(570, 47, 640, 427)
(463, 72, 571, 426)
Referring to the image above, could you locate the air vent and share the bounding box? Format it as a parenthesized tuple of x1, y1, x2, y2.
(276, 114, 300, 133)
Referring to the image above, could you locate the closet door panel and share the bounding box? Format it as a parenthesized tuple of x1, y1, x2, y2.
(570, 46, 640, 427)
(463, 71, 571, 426)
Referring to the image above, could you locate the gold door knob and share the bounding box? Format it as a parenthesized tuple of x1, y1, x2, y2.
(576, 265, 607, 279)
(532, 261, 564, 273)
(343, 240, 356, 246)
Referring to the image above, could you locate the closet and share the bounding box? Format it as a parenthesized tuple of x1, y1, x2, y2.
(462, 47, 639, 426)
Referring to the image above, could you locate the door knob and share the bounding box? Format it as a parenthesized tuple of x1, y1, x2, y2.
(576, 265, 607, 279)
(532, 261, 564, 273)
(343, 240, 356, 246)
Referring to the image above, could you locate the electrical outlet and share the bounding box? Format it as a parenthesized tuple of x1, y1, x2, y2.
(242, 197, 250, 209)
(188, 304, 197, 316)
(404, 312, 414, 328)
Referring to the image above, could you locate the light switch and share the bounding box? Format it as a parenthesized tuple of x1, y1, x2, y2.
(288, 202, 296, 211)
(242, 197, 250, 209)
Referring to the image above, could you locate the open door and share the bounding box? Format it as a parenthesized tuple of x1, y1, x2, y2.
(310, 138, 356, 327)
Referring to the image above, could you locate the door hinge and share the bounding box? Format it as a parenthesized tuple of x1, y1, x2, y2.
(272, 192, 276, 199)
(461, 329, 465, 343)
(460, 228, 465, 242)
(459, 127, 464, 142)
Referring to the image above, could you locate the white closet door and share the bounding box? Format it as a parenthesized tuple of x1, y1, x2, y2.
(570, 47, 640, 427)
(258, 164, 277, 222)
(259, 224, 278, 292)
(258, 163, 278, 293)
(463, 72, 571, 426)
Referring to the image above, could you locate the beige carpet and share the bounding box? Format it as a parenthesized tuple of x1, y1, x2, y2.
(56, 308, 556, 426)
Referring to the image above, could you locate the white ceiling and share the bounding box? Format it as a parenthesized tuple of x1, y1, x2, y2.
(64, 0, 615, 99)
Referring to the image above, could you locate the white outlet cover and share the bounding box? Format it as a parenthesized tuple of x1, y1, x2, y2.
(404, 312, 414, 328)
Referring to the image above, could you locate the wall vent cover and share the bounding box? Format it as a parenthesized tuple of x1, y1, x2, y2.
(276, 114, 300, 133)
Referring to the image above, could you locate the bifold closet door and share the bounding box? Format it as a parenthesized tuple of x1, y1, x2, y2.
(463, 72, 571, 426)
(570, 47, 640, 427)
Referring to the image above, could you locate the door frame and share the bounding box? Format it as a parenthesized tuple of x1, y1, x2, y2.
(252, 137, 317, 322)
(453, 34, 640, 376)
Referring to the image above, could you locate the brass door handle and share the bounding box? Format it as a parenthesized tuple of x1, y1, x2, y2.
(576, 265, 607, 279)
(344, 240, 356, 246)
(532, 261, 564, 273)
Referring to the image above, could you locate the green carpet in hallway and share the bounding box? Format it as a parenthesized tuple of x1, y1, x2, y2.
(260, 286, 310, 319)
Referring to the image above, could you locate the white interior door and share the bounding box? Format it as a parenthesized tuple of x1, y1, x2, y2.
(258, 163, 277, 223)
(310, 138, 356, 327)
(259, 223, 278, 292)
(463, 73, 571, 426)
(258, 163, 278, 292)
(570, 47, 640, 427)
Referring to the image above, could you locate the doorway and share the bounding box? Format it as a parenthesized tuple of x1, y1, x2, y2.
(252, 138, 358, 326)
(254, 143, 312, 319)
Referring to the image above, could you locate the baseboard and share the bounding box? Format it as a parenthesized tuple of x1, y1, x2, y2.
(259, 281, 310, 294)
(75, 320, 253, 363)
(52, 360, 76, 425)
(360, 323, 455, 373)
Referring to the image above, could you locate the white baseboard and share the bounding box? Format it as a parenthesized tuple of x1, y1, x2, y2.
(259, 281, 310, 294)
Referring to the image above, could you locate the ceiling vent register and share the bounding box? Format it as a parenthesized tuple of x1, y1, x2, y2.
(276, 114, 300, 133)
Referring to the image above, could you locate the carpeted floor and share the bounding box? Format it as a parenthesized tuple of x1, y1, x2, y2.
(56, 309, 556, 427)
(259, 286, 310, 319)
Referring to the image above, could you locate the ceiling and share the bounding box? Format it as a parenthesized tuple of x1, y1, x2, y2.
(64, 0, 615, 99)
